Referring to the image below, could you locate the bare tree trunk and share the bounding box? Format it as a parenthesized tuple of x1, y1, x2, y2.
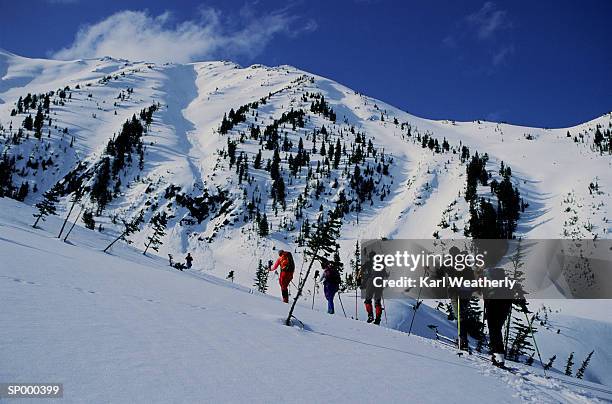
(32, 213, 43, 228)
(285, 248, 318, 326)
(58, 197, 79, 238)
(104, 231, 126, 253)
(63, 205, 83, 243)
(143, 239, 152, 256)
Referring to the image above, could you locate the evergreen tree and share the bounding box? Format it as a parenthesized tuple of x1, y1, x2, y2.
(32, 183, 61, 228)
(564, 352, 575, 376)
(34, 107, 45, 138)
(258, 213, 269, 236)
(333, 138, 341, 168)
(254, 149, 262, 169)
(143, 212, 169, 255)
(90, 157, 111, 214)
(347, 240, 361, 290)
(104, 211, 144, 253)
(82, 210, 96, 230)
(544, 355, 556, 371)
(272, 176, 286, 206)
(22, 115, 33, 131)
(0, 153, 15, 197)
(576, 350, 594, 379)
(254, 259, 269, 293)
(285, 209, 342, 325)
(504, 240, 530, 357)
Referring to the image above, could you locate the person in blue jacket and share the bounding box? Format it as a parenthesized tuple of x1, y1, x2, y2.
(320, 259, 341, 314)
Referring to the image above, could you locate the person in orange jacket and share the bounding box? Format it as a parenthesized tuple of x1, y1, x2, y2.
(269, 249, 295, 303)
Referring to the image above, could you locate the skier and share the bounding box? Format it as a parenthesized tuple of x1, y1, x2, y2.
(319, 259, 341, 314)
(441, 246, 475, 351)
(357, 251, 386, 324)
(483, 267, 513, 367)
(476, 240, 519, 368)
(185, 253, 193, 269)
(269, 249, 295, 303)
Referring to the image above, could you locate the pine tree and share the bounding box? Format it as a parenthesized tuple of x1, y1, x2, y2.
(104, 211, 144, 253)
(564, 352, 575, 376)
(576, 350, 594, 379)
(143, 212, 168, 255)
(254, 149, 262, 169)
(465, 296, 485, 340)
(82, 210, 95, 230)
(254, 259, 269, 293)
(543, 355, 556, 370)
(504, 240, 530, 357)
(285, 209, 342, 325)
(32, 184, 61, 228)
(90, 157, 111, 214)
(22, 114, 33, 131)
(258, 213, 269, 236)
(347, 240, 361, 290)
(333, 138, 341, 168)
(34, 107, 45, 138)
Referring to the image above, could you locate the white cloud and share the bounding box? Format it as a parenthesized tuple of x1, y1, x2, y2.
(492, 44, 515, 66)
(51, 7, 315, 63)
(467, 2, 510, 40)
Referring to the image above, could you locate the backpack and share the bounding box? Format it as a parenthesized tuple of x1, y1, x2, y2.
(325, 267, 341, 286)
(284, 252, 295, 273)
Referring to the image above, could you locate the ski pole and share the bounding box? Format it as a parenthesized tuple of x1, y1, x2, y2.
(311, 285, 316, 309)
(407, 266, 428, 336)
(311, 270, 319, 310)
(523, 311, 547, 377)
(457, 298, 461, 349)
(503, 302, 513, 358)
(355, 283, 359, 320)
(382, 292, 388, 325)
(337, 292, 347, 318)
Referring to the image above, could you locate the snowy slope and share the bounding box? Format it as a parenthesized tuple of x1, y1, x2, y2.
(1, 198, 609, 403)
(1, 51, 611, 400)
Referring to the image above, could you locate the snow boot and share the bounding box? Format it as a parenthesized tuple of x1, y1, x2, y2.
(327, 299, 335, 314)
(282, 289, 289, 304)
(373, 304, 383, 325)
(492, 353, 505, 368)
(365, 303, 374, 323)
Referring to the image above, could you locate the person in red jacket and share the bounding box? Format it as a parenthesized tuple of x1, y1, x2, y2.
(269, 250, 295, 303)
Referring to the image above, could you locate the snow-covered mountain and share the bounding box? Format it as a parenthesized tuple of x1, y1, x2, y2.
(1, 50, 611, 400)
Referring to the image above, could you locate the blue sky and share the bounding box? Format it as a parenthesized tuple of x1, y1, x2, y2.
(0, 0, 610, 127)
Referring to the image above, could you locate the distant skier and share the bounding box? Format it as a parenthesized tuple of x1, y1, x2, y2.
(320, 259, 341, 314)
(358, 251, 386, 324)
(227, 270, 235, 282)
(269, 250, 295, 303)
(185, 253, 193, 269)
